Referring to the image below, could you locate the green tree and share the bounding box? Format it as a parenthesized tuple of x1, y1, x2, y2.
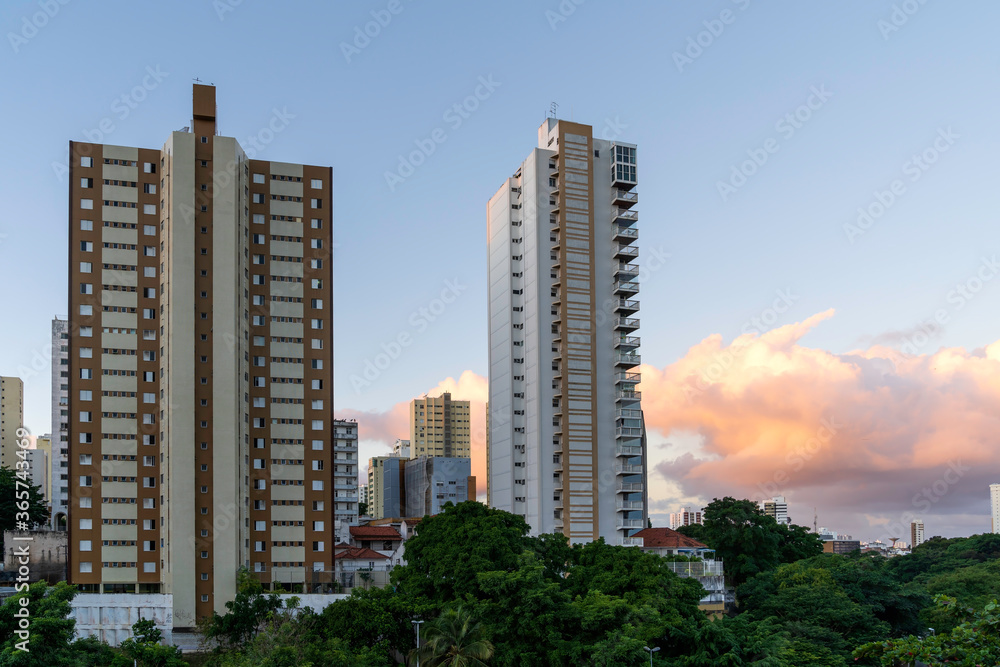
(694, 497, 783, 587)
(855, 596, 1000, 666)
(0, 581, 115, 667)
(412, 606, 494, 667)
(316, 586, 420, 661)
(201, 569, 283, 652)
(775, 522, 823, 563)
(117, 618, 186, 667)
(0, 466, 51, 558)
(391, 501, 531, 602)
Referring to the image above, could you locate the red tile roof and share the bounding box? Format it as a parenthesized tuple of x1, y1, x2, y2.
(350, 525, 403, 539)
(631, 527, 708, 549)
(334, 546, 389, 561)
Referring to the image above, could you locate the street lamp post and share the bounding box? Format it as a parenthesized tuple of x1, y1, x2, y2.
(412, 619, 424, 667)
(643, 646, 660, 666)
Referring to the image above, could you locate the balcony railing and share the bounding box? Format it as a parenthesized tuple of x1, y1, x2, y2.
(615, 353, 640, 368)
(616, 499, 644, 510)
(614, 245, 638, 259)
(616, 442, 642, 457)
(614, 262, 639, 279)
(616, 518, 645, 530)
(620, 536, 644, 547)
(613, 280, 639, 295)
(614, 318, 640, 332)
(615, 390, 641, 403)
(615, 463, 643, 475)
(612, 208, 638, 224)
(614, 335, 640, 349)
(616, 426, 642, 439)
(612, 225, 638, 241)
(664, 561, 725, 577)
(615, 371, 641, 384)
(616, 483, 643, 493)
(616, 408, 642, 420)
(613, 298, 639, 314)
(612, 189, 638, 207)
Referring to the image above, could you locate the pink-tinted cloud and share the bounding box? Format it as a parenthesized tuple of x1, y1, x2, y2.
(640, 311, 1000, 539)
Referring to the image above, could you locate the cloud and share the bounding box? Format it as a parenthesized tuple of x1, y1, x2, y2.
(639, 311, 1000, 540)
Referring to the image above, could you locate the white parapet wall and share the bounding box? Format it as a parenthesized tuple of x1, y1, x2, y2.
(70, 593, 173, 647)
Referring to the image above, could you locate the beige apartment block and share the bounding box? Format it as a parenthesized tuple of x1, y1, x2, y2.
(409, 392, 470, 459)
(0, 376, 24, 470)
(68, 85, 340, 629)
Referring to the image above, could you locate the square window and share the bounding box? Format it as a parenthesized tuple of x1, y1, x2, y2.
(81, 156, 93, 167)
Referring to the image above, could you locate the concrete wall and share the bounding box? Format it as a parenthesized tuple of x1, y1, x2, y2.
(70, 593, 173, 646)
(2, 530, 67, 583)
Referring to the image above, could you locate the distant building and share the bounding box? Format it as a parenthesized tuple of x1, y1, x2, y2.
(991, 484, 1000, 533)
(823, 540, 861, 555)
(404, 456, 474, 518)
(760, 496, 789, 524)
(410, 393, 470, 459)
(0, 376, 24, 470)
(34, 435, 54, 509)
(392, 439, 411, 458)
(669, 507, 703, 530)
(910, 519, 925, 548)
(631, 527, 725, 613)
(51, 318, 70, 530)
(367, 456, 406, 520)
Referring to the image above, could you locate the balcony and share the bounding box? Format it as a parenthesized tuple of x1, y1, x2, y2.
(616, 426, 642, 439)
(612, 189, 638, 208)
(336, 431, 358, 439)
(614, 244, 638, 260)
(615, 463, 643, 475)
(613, 280, 639, 297)
(615, 353, 640, 368)
(613, 299, 639, 315)
(615, 370, 640, 384)
(616, 499, 644, 511)
(614, 317, 640, 332)
(616, 408, 642, 420)
(612, 208, 638, 225)
(616, 518, 645, 530)
(613, 335, 640, 350)
(616, 442, 642, 456)
(617, 481, 644, 493)
(614, 262, 639, 280)
(615, 390, 642, 403)
(620, 536, 644, 547)
(612, 225, 638, 244)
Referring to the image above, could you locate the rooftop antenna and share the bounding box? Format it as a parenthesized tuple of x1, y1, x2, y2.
(548, 102, 559, 119)
(193, 77, 202, 83)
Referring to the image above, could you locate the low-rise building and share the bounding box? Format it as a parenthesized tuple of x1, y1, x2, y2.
(823, 540, 861, 555)
(631, 527, 726, 613)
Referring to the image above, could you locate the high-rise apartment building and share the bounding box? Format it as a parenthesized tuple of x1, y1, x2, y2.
(992, 484, 1000, 533)
(393, 438, 411, 458)
(760, 496, 789, 525)
(1, 376, 24, 470)
(52, 318, 71, 528)
(67, 85, 334, 628)
(367, 455, 405, 520)
(34, 435, 53, 508)
(404, 456, 474, 517)
(910, 519, 925, 549)
(486, 118, 648, 544)
(410, 393, 470, 458)
(669, 507, 703, 530)
(332, 419, 360, 530)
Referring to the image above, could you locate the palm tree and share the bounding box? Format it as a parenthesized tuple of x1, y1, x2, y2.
(411, 606, 495, 667)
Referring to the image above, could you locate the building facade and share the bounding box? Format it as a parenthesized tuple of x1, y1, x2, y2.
(332, 420, 360, 531)
(404, 456, 473, 517)
(487, 118, 647, 544)
(669, 507, 703, 530)
(910, 519, 925, 548)
(760, 496, 789, 525)
(67, 85, 335, 628)
(367, 455, 405, 520)
(410, 393, 470, 458)
(51, 318, 71, 528)
(32, 436, 52, 509)
(992, 484, 1000, 533)
(0, 376, 24, 470)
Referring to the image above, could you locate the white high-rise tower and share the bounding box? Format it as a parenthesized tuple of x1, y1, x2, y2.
(487, 118, 647, 545)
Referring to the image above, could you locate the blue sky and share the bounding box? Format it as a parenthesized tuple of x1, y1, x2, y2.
(1, 1, 998, 539)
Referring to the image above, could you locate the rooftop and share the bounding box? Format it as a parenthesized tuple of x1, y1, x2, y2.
(631, 527, 710, 550)
(350, 525, 403, 540)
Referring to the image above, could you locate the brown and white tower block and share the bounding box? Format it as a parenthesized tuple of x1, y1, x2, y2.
(67, 85, 345, 628)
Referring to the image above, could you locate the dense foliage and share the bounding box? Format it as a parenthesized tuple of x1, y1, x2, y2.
(4, 500, 1000, 665)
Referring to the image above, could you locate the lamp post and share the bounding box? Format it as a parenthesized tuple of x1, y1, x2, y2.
(412, 619, 424, 667)
(643, 646, 660, 666)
